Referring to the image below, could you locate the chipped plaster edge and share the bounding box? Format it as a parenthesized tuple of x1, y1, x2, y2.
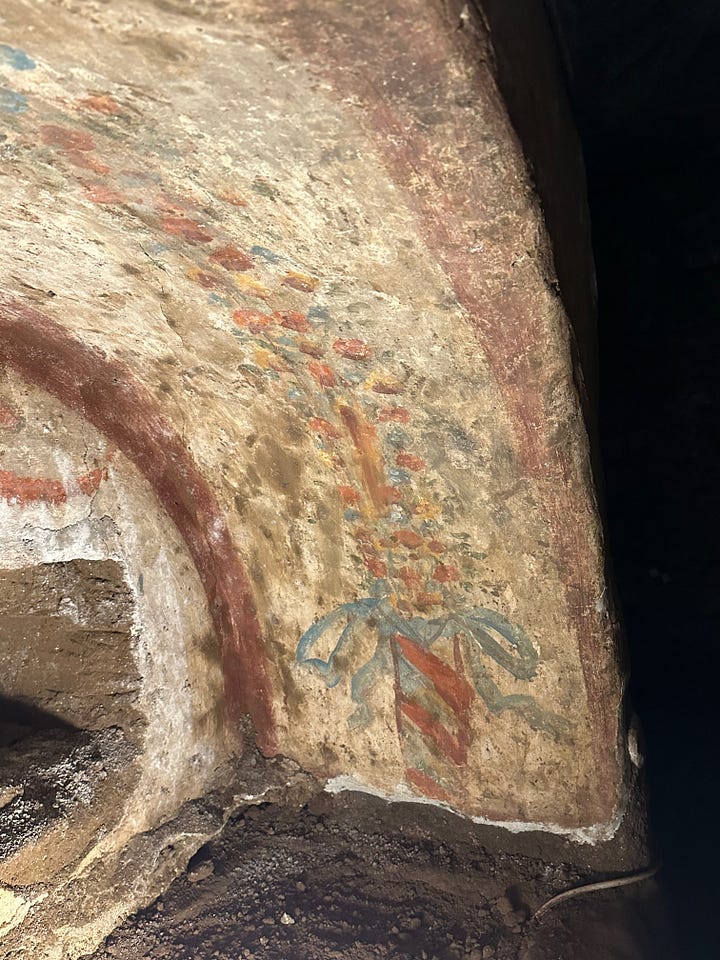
(324, 775, 626, 845)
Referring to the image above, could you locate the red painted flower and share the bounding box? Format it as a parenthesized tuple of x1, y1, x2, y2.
(81, 182, 123, 205)
(399, 566, 424, 589)
(338, 485, 360, 505)
(414, 591, 443, 611)
(307, 361, 337, 388)
(378, 485, 401, 505)
(232, 309, 273, 334)
(0, 399, 22, 431)
(282, 271, 319, 293)
(275, 310, 310, 333)
(80, 94, 121, 115)
(393, 530, 424, 549)
(396, 451, 425, 471)
(333, 338, 372, 361)
(309, 417, 341, 439)
(210, 245, 254, 271)
(299, 340, 324, 358)
(378, 406, 411, 423)
(364, 555, 388, 578)
(41, 125, 95, 151)
(160, 216, 213, 243)
(371, 379, 403, 395)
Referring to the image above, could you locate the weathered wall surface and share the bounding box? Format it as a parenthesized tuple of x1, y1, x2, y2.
(0, 0, 627, 955)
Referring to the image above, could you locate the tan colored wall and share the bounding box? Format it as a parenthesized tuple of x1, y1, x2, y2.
(0, 1, 629, 955)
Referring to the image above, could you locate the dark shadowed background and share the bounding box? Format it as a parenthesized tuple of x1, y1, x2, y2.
(544, 2, 720, 955)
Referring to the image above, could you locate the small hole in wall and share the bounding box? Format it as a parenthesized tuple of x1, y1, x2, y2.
(187, 842, 213, 872)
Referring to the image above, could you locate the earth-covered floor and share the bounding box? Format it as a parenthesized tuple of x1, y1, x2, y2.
(87, 789, 670, 960)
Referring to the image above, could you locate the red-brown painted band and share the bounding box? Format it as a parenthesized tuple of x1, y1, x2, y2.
(0, 299, 276, 754)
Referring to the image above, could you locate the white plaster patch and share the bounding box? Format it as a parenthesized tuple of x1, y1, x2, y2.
(0, 886, 45, 938)
(324, 775, 625, 845)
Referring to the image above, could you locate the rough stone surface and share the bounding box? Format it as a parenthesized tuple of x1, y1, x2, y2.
(0, 0, 632, 955)
(0, 559, 141, 736)
(0, 727, 137, 885)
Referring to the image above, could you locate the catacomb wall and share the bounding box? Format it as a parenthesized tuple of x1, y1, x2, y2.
(0, 1, 632, 956)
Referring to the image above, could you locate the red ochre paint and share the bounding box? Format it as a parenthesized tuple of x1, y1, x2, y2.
(0, 472, 66, 506)
(400, 698, 466, 765)
(307, 360, 337, 388)
(432, 562, 460, 583)
(41, 124, 96, 151)
(405, 767, 454, 804)
(282, 272, 319, 293)
(398, 566, 424, 589)
(332, 338, 372, 361)
(272, 12, 620, 819)
(394, 634, 474, 716)
(371, 380, 403, 395)
(67, 152, 111, 175)
(82, 182, 124, 205)
(377, 406, 410, 423)
(0, 462, 110, 507)
(392, 529, 424, 549)
(187, 269, 224, 290)
(0, 399, 22, 431)
(80, 94, 121, 115)
(218, 191, 248, 208)
(0, 300, 276, 755)
(337, 485, 360, 505)
(209, 245, 254, 272)
(338, 404, 390, 517)
(363, 555, 388, 578)
(395, 451, 425, 471)
(160, 216, 213, 244)
(414, 590, 443, 611)
(232, 309, 272, 333)
(309, 417, 341, 439)
(298, 340, 324, 358)
(275, 310, 310, 333)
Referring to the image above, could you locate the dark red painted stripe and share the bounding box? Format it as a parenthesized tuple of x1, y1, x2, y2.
(394, 634, 474, 715)
(399, 697, 467, 766)
(405, 767, 454, 804)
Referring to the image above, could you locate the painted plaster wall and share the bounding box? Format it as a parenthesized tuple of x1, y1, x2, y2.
(0, 369, 228, 820)
(0, 3, 626, 941)
(0, 0, 623, 820)
(0, 368, 240, 958)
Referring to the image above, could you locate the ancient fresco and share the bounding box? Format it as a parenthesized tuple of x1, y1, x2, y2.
(0, 0, 621, 834)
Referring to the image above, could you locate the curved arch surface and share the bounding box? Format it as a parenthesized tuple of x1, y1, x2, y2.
(0, 2, 629, 954)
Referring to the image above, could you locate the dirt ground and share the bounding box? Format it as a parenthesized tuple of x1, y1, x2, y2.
(86, 788, 672, 960)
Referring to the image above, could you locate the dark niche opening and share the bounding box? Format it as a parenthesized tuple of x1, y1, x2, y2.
(0, 559, 142, 878)
(0, 558, 142, 736)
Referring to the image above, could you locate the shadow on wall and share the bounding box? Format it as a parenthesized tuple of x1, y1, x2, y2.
(0, 692, 79, 748)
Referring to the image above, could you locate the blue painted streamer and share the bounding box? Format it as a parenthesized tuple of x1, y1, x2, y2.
(0, 45, 36, 71)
